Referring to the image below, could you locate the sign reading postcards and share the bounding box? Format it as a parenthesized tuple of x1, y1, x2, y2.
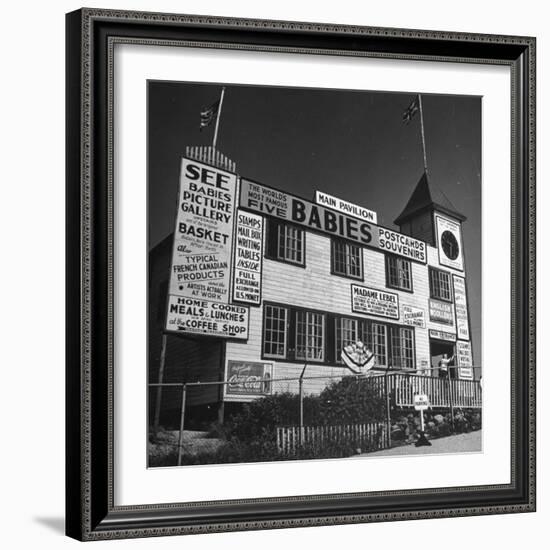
(453, 275, 470, 340)
(240, 179, 426, 263)
(351, 285, 399, 319)
(232, 210, 263, 305)
(166, 157, 249, 337)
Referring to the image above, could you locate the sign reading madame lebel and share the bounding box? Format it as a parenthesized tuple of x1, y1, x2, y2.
(165, 158, 249, 338)
(240, 179, 427, 263)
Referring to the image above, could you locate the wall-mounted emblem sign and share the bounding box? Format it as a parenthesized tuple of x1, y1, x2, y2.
(428, 329, 456, 342)
(232, 210, 263, 305)
(225, 361, 272, 397)
(351, 285, 399, 319)
(436, 215, 464, 271)
(240, 179, 426, 263)
(429, 299, 454, 326)
(453, 275, 470, 340)
(401, 305, 426, 328)
(166, 296, 249, 339)
(315, 190, 377, 223)
(456, 340, 474, 380)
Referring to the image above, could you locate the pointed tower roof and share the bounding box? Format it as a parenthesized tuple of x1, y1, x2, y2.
(394, 171, 466, 225)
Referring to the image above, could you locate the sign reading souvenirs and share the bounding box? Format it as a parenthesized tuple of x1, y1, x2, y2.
(166, 296, 249, 339)
(341, 341, 376, 375)
(240, 179, 426, 263)
(401, 305, 426, 328)
(456, 340, 474, 380)
(429, 329, 457, 342)
(232, 210, 263, 305)
(436, 215, 464, 271)
(429, 299, 454, 326)
(166, 157, 241, 336)
(225, 361, 272, 397)
(351, 285, 399, 319)
(315, 190, 378, 224)
(453, 275, 470, 340)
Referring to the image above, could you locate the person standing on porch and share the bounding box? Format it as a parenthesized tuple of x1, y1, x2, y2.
(438, 353, 455, 378)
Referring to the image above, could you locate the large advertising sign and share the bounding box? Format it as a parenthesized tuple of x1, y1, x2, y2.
(225, 361, 272, 398)
(232, 210, 263, 305)
(429, 299, 454, 326)
(456, 340, 474, 380)
(351, 285, 399, 319)
(240, 179, 426, 263)
(453, 275, 470, 340)
(436, 215, 464, 271)
(166, 158, 244, 337)
(315, 190, 377, 223)
(166, 296, 249, 339)
(401, 305, 426, 328)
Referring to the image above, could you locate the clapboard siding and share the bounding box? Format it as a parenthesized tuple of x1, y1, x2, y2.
(225, 228, 468, 399)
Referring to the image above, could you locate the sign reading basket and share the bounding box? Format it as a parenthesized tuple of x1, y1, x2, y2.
(351, 285, 399, 319)
(165, 157, 248, 338)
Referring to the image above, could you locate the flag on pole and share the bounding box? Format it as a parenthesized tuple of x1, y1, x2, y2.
(200, 99, 220, 131)
(402, 96, 419, 124)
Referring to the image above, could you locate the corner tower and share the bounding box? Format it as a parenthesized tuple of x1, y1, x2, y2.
(394, 171, 466, 271)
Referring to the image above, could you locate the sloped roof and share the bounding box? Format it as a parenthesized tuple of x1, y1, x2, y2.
(394, 171, 466, 225)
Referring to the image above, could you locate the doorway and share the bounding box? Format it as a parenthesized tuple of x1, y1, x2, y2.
(430, 340, 456, 379)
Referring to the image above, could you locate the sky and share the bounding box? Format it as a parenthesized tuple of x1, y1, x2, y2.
(148, 81, 481, 367)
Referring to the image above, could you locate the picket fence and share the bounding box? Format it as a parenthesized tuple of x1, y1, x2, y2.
(276, 422, 389, 456)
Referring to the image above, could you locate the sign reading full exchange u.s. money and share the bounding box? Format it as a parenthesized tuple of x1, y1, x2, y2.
(165, 157, 249, 339)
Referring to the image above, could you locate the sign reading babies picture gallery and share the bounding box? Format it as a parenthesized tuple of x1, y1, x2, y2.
(165, 157, 249, 338)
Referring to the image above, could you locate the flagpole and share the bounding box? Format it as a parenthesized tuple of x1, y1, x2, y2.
(212, 87, 226, 149)
(417, 93, 428, 173)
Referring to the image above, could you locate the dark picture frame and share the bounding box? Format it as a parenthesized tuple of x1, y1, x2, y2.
(66, 8, 536, 541)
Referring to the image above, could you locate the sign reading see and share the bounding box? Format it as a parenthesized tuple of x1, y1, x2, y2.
(240, 179, 426, 263)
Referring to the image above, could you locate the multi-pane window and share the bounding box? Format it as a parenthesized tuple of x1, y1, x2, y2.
(369, 323, 388, 367)
(265, 219, 305, 266)
(335, 317, 358, 362)
(391, 326, 415, 369)
(295, 311, 325, 361)
(386, 255, 412, 291)
(277, 223, 304, 265)
(331, 239, 363, 279)
(429, 267, 452, 301)
(263, 305, 288, 358)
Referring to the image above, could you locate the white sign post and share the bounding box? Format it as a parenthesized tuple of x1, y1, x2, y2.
(413, 394, 432, 447)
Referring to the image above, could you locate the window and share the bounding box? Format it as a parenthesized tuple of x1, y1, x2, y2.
(263, 305, 288, 358)
(335, 317, 358, 362)
(386, 255, 412, 291)
(429, 267, 453, 301)
(266, 219, 305, 265)
(367, 322, 389, 367)
(391, 326, 415, 369)
(295, 311, 325, 361)
(331, 239, 363, 279)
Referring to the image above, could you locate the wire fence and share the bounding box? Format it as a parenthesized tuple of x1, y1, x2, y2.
(148, 370, 482, 467)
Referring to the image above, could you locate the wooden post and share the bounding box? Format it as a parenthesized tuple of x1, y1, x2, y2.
(212, 87, 226, 149)
(177, 384, 187, 467)
(384, 369, 392, 447)
(153, 333, 167, 434)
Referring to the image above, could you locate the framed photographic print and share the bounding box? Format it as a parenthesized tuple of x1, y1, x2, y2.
(66, 8, 536, 541)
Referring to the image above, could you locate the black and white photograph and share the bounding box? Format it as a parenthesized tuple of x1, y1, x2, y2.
(147, 81, 482, 467)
